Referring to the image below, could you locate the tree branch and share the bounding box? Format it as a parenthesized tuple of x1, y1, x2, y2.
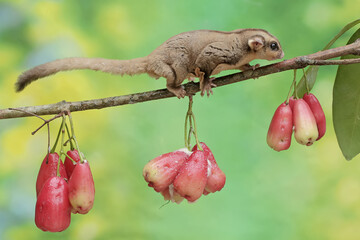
(0, 39, 359, 120)
(296, 57, 360, 65)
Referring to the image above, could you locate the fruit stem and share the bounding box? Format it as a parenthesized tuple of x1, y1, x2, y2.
(67, 112, 85, 163)
(184, 97, 194, 150)
(183, 96, 203, 151)
(50, 117, 64, 153)
(184, 114, 190, 150)
(188, 126, 192, 149)
(191, 113, 203, 151)
(302, 68, 310, 94)
(286, 70, 298, 103)
(64, 152, 75, 163)
(46, 123, 50, 164)
(188, 112, 193, 148)
(293, 70, 298, 99)
(58, 114, 66, 177)
(65, 123, 75, 150)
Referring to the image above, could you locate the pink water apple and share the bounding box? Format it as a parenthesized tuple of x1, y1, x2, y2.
(192, 142, 226, 194)
(68, 160, 95, 214)
(143, 148, 191, 192)
(303, 93, 326, 140)
(293, 99, 319, 146)
(173, 150, 208, 202)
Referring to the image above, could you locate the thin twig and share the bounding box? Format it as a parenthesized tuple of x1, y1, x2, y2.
(0, 39, 359, 120)
(8, 108, 57, 163)
(9, 107, 63, 134)
(8, 108, 46, 121)
(31, 113, 63, 135)
(46, 123, 50, 160)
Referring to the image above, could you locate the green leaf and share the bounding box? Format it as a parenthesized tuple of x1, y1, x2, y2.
(296, 19, 360, 97)
(333, 28, 360, 160)
(295, 65, 320, 98)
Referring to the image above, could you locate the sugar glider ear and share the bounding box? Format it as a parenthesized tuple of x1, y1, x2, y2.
(248, 36, 264, 51)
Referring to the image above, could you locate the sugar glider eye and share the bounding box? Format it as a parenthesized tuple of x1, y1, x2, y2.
(270, 42, 279, 51)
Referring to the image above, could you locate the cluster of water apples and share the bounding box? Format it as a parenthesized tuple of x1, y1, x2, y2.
(267, 93, 326, 151)
(35, 150, 95, 232)
(143, 142, 226, 203)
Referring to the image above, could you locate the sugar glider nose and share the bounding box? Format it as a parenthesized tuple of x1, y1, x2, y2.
(280, 51, 285, 59)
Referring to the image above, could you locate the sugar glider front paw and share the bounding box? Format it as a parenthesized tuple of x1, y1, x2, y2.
(239, 63, 260, 71)
(200, 77, 216, 97)
(167, 85, 186, 98)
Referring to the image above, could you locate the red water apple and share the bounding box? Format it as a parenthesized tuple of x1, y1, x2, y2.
(267, 103, 293, 151)
(64, 150, 81, 178)
(35, 176, 71, 232)
(36, 153, 67, 196)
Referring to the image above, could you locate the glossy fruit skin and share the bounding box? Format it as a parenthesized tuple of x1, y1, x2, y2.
(143, 149, 191, 192)
(267, 103, 293, 151)
(293, 99, 319, 146)
(35, 176, 71, 232)
(303, 93, 326, 140)
(288, 96, 296, 110)
(36, 153, 67, 196)
(68, 160, 95, 214)
(64, 150, 81, 178)
(173, 150, 208, 202)
(192, 142, 226, 193)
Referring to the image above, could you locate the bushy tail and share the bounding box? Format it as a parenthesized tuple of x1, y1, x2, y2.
(16, 57, 148, 92)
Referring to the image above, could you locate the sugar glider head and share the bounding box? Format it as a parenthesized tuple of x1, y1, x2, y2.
(246, 29, 284, 61)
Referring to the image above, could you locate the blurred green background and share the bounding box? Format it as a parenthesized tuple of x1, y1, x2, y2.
(0, 0, 360, 239)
